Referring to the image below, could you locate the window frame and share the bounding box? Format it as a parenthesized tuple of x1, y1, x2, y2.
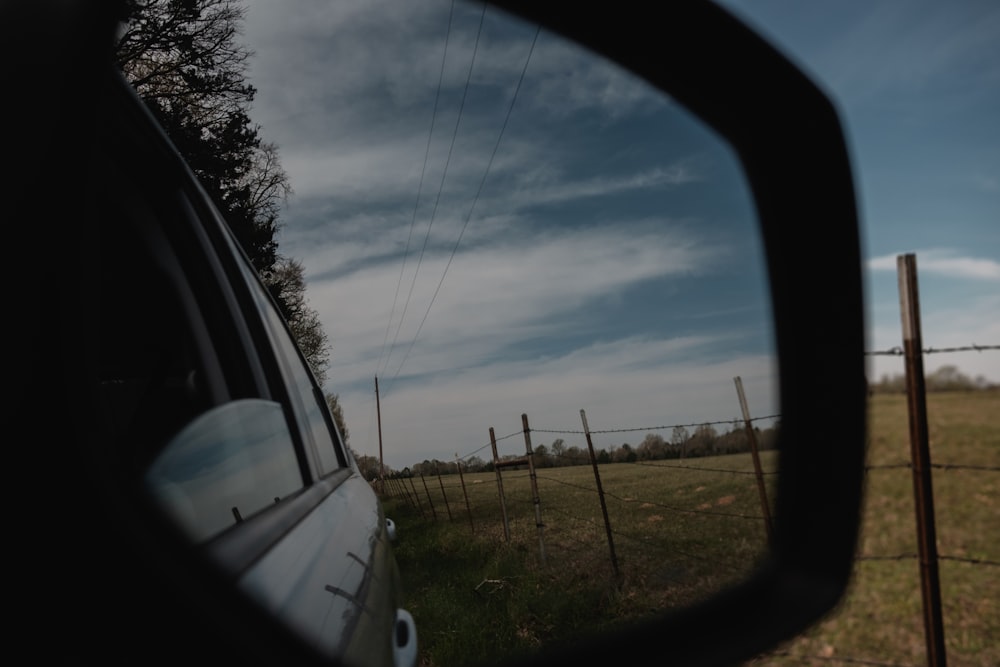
(104, 67, 357, 570)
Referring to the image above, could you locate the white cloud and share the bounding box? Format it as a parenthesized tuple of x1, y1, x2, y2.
(307, 221, 726, 387)
(239, 0, 778, 469)
(868, 249, 1000, 280)
(345, 340, 778, 469)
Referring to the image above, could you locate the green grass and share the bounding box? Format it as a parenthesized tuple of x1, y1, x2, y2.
(386, 452, 778, 666)
(386, 390, 999, 667)
(752, 390, 1000, 666)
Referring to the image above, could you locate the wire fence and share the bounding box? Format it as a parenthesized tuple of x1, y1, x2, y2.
(377, 253, 998, 665)
(380, 337, 998, 666)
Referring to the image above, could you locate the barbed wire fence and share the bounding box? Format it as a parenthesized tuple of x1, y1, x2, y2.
(381, 339, 997, 666)
(380, 334, 997, 666)
(380, 253, 998, 666)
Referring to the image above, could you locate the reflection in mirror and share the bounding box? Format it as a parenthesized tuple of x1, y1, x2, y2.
(246, 0, 778, 658)
(146, 399, 303, 543)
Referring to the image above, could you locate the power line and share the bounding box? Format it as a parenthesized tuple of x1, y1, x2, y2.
(376, 0, 457, 378)
(385, 19, 542, 395)
(383, 2, 488, 386)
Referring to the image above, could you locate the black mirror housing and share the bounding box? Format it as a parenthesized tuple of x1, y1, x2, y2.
(488, 2, 866, 665)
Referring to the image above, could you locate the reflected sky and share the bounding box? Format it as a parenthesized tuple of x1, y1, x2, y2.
(146, 399, 303, 542)
(242, 0, 778, 469)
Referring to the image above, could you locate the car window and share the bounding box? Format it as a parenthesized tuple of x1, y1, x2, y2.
(237, 255, 347, 477)
(97, 185, 221, 473)
(93, 134, 314, 540)
(146, 399, 304, 542)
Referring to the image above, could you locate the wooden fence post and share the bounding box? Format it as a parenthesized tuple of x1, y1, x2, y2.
(455, 455, 474, 533)
(580, 409, 619, 580)
(522, 413, 546, 564)
(898, 253, 947, 667)
(734, 376, 774, 543)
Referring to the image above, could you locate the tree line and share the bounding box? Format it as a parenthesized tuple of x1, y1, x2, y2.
(367, 422, 779, 481)
(116, 0, 353, 444)
(869, 365, 997, 393)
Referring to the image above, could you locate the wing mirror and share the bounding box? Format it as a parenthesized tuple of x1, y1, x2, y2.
(16, 1, 864, 666)
(484, 2, 865, 666)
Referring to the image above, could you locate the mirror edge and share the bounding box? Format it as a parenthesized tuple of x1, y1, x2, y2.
(487, 2, 866, 666)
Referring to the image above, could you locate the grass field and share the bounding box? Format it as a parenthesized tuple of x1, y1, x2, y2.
(385, 390, 999, 667)
(752, 390, 1000, 667)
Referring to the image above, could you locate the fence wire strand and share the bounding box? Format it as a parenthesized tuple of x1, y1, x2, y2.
(382, 341, 996, 666)
(532, 414, 782, 436)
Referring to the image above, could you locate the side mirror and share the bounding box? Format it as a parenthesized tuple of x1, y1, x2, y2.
(485, 2, 865, 666)
(13, 1, 864, 666)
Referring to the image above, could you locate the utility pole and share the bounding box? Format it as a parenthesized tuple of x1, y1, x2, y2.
(375, 376, 385, 494)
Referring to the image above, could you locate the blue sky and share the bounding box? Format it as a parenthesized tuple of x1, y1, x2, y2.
(242, 0, 998, 469)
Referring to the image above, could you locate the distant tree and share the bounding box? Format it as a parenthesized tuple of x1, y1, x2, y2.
(353, 453, 381, 481)
(612, 443, 636, 463)
(596, 448, 611, 464)
(269, 257, 330, 382)
(550, 438, 566, 464)
(533, 444, 552, 468)
(637, 433, 666, 461)
(671, 425, 689, 460)
(690, 423, 718, 457)
(714, 422, 748, 455)
(925, 365, 984, 391)
(325, 393, 349, 445)
(870, 365, 993, 393)
(563, 446, 587, 466)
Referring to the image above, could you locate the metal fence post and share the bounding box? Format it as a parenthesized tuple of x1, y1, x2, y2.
(490, 427, 511, 542)
(734, 376, 774, 544)
(436, 470, 453, 521)
(455, 454, 474, 533)
(898, 253, 947, 667)
(419, 474, 436, 520)
(522, 413, 546, 565)
(580, 409, 619, 580)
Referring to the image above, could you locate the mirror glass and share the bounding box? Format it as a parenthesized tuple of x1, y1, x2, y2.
(245, 0, 779, 657)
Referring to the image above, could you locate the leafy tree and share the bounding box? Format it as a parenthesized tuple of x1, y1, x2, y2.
(671, 425, 689, 460)
(116, 0, 290, 275)
(612, 443, 636, 463)
(117, 1, 336, 398)
(689, 423, 718, 457)
(637, 433, 666, 461)
(269, 257, 330, 382)
(533, 444, 552, 468)
(562, 446, 586, 465)
(353, 453, 382, 481)
(550, 438, 566, 461)
(325, 393, 349, 445)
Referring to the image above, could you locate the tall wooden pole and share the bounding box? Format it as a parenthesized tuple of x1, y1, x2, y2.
(375, 376, 385, 495)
